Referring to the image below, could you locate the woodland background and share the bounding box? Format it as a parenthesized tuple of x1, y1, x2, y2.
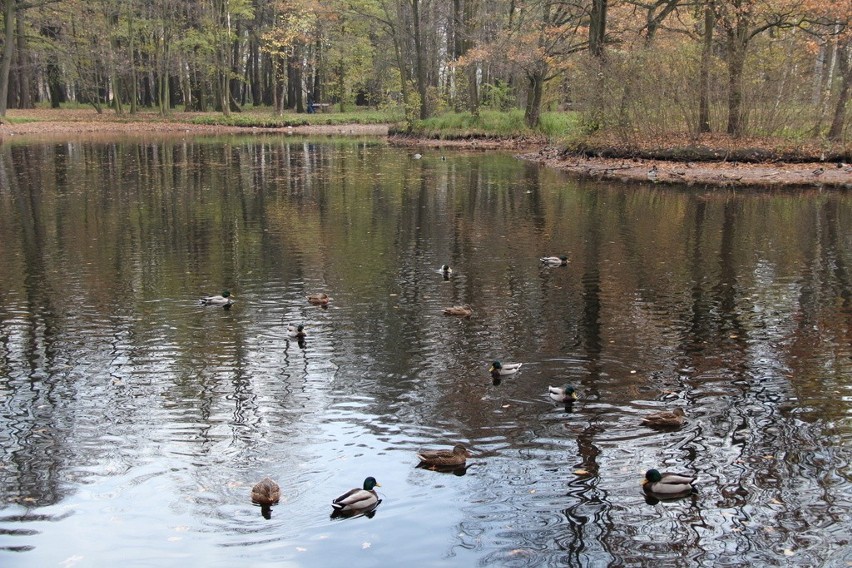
(0, 0, 850, 143)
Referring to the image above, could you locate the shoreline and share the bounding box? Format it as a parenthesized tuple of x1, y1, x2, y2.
(2, 110, 850, 189)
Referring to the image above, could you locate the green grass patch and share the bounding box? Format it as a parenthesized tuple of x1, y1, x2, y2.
(404, 110, 582, 141)
(190, 108, 403, 128)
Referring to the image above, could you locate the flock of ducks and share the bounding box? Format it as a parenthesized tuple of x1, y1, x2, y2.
(205, 254, 693, 518)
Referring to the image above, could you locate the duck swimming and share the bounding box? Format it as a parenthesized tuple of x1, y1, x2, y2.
(642, 469, 696, 500)
(251, 477, 281, 506)
(287, 323, 306, 340)
(331, 477, 381, 513)
(641, 407, 686, 428)
(540, 256, 568, 266)
(548, 385, 578, 403)
(307, 293, 330, 306)
(417, 444, 471, 468)
(489, 361, 522, 378)
(443, 304, 472, 318)
(200, 290, 234, 307)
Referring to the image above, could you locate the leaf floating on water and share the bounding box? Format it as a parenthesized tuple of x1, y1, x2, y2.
(362, 542, 371, 549)
(59, 555, 85, 568)
(296, 547, 307, 552)
(783, 549, 794, 556)
(502, 404, 510, 408)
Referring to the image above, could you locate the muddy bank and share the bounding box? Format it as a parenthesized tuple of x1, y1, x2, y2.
(520, 145, 852, 189)
(0, 109, 388, 140)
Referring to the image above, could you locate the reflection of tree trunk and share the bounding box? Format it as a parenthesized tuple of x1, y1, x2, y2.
(697, 1, 714, 133)
(581, 193, 602, 357)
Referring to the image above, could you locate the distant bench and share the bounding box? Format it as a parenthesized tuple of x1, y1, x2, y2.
(309, 103, 331, 113)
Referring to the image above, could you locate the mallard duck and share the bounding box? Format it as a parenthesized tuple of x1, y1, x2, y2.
(540, 255, 568, 266)
(417, 444, 471, 468)
(287, 323, 306, 340)
(489, 361, 522, 378)
(647, 165, 659, 182)
(306, 293, 330, 306)
(641, 407, 686, 428)
(443, 304, 472, 317)
(200, 290, 234, 307)
(549, 385, 578, 403)
(642, 469, 696, 499)
(331, 477, 381, 513)
(250, 477, 281, 506)
(439, 264, 453, 275)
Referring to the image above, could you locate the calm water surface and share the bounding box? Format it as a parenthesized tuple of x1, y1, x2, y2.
(0, 135, 850, 567)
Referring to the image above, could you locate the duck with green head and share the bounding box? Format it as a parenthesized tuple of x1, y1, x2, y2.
(540, 255, 568, 266)
(287, 323, 306, 340)
(200, 290, 234, 307)
(331, 477, 381, 513)
(642, 469, 696, 500)
(548, 385, 578, 403)
(489, 361, 522, 379)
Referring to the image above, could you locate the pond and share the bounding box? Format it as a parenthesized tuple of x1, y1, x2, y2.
(0, 135, 850, 567)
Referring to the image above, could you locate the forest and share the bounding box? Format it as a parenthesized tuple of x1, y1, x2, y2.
(0, 0, 850, 142)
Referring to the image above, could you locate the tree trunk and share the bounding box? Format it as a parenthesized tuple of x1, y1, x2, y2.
(128, 9, 138, 113)
(0, 0, 16, 117)
(697, 0, 714, 133)
(287, 52, 297, 109)
(726, 36, 746, 136)
(16, 10, 32, 108)
(589, 0, 607, 58)
(463, 0, 479, 116)
(524, 66, 544, 128)
(827, 44, 851, 140)
(412, 0, 428, 119)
